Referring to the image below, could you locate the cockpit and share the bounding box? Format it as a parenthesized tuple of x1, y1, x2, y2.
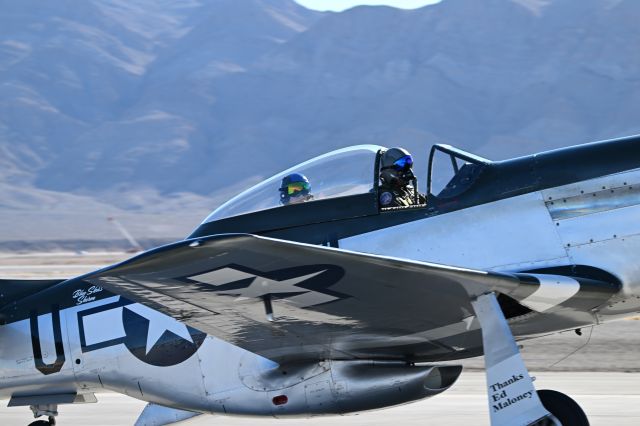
(204, 145, 382, 222)
(193, 143, 491, 242)
(205, 144, 490, 222)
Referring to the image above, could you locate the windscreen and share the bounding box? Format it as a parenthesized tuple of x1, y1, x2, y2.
(203, 145, 382, 223)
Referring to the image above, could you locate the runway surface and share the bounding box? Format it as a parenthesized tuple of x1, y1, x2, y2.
(1, 372, 639, 426)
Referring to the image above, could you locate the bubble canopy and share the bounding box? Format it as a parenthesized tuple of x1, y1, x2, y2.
(204, 145, 383, 223)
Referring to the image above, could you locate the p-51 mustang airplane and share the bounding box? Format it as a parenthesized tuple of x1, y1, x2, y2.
(3, 135, 640, 426)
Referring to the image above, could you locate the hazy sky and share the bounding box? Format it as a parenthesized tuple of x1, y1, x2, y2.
(294, 0, 440, 12)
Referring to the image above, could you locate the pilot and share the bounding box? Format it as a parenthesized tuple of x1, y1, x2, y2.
(279, 173, 314, 205)
(379, 147, 426, 207)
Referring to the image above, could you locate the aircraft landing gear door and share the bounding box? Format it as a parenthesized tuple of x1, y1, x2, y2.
(426, 144, 490, 202)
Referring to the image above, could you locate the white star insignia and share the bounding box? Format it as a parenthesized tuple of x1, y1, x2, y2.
(188, 267, 336, 307)
(126, 304, 194, 354)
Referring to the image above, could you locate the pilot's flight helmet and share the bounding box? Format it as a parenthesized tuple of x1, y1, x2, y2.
(279, 173, 311, 205)
(380, 147, 415, 186)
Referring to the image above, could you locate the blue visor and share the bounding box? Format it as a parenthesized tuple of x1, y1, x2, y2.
(393, 155, 413, 170)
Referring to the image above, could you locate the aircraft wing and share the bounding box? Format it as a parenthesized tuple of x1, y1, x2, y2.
(84, 234, 617, 363)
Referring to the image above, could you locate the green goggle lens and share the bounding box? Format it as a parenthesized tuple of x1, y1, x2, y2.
(287, 182, 309, 195)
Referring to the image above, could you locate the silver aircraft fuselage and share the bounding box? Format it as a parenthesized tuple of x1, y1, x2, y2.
(2, 140, 640, 421)
(0, 293, 460, 417)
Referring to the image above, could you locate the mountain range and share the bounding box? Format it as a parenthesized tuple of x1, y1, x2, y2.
(1, 0, 639, 248)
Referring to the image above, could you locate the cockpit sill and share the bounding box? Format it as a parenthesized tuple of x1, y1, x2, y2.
(190, 134, 640, 245)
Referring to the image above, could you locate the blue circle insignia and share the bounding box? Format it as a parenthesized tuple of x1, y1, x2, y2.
(380, 191, 393, 206)
(122, 307, 206, 367)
